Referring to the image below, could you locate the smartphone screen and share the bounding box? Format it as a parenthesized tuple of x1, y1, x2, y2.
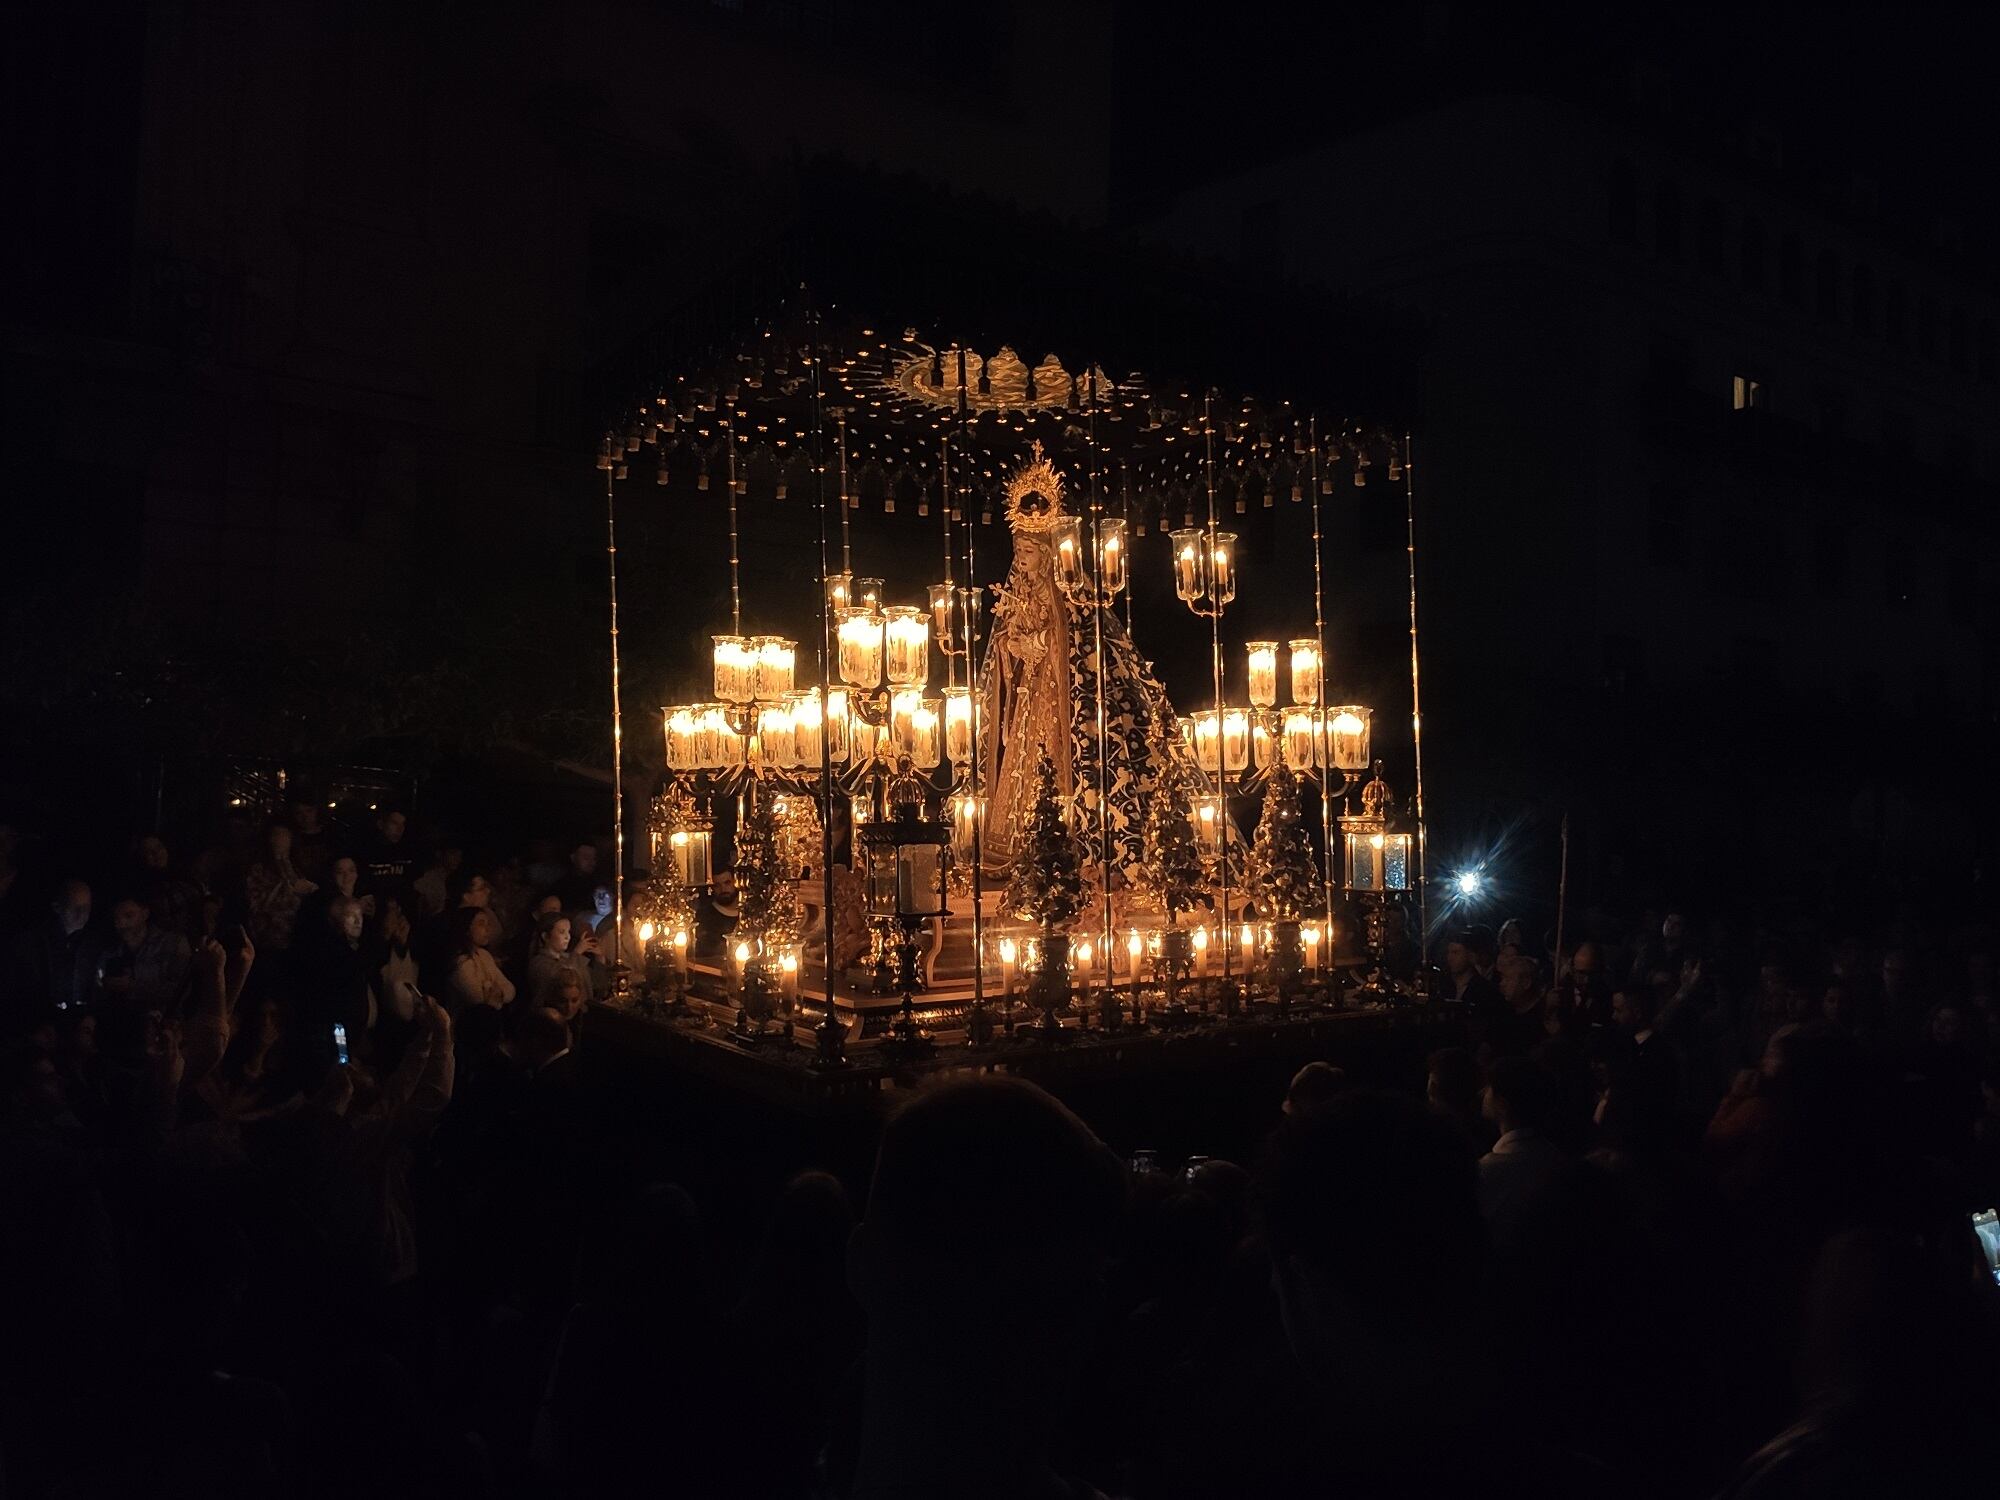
(1974, 1209, 2000, 1287)
(332, 1022, 350, 1066)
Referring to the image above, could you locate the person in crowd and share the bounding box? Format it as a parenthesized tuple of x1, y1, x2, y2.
(1478, 1054, 1571, 1245)
(8, 877, 104, 1017)
(289, 798, 334, 884)
(362, 806, 415, 899)
(131, 833, 206, 944)
(551, 840, 602, 914)
(411, 838, 463, 917)
(1553, 939, 1613, 1028)
(244, 821, 316, 955)
(695, 865, 739, 958)
(417, 866, 494, 990)
(102, 892, 193, 1018)
(1426, 1045, 1495, 1156)
(447, 906, 514, 1016)
(1283, 1059, 1347, 1117)
(1490, 951, 1548, 1055)
(300, 893, 376, 1042)
(299, 851, 371, 936)
(375, 891, 421, 1024)
(526, 910, 584, 1013)
(845, 1077, 1126, 1500)
(1256, 1089, 1599, 1492)
(1439, 926, 1502, 1011)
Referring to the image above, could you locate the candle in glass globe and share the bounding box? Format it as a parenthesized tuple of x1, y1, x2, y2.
(1251, 713, 1277, 771)
(883, 606, 930, 687)
(789, 690, 823, 766)
(1246, 642, 1279, 709)
(1326, 706, 1371, 772)
(1051, 516, 1086, 594)
(1283, 709, 1317, 770)
(889, 689, 921, 751)
(854, 577, 884, 611)
(1221, 709, 1250, 772)
(837, 608, 884, 688)
(1095, 517, 1128, 595)
(824, 688, 851, 762)
(1208, 533, 1238, 604)
(712, 635, 755, 702)
(943, 687, 974, 764)
(756, 704, 795, 767)
(1191, 710, 1221, 773)
(1289, 639, 1322, 706)
(1195, 793, 1224, 851)
(909, 701, 942, 769)
(751, 636, 796, 701)
(1170, 528, 1207, 602)
(928, 581, 957, 652)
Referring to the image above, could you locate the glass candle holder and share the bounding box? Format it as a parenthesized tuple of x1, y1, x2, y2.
(929, 581, 958, 653)
(1326, 706, 1371, 773)
(1195, 793, 1225, 852)
(713, 635, 755, 703)
(849, 710, 881, 766)
(756, 704, 796, 768)
(1289, 640, 1322, 706)
(1170, 528, 1208, 603)
(665, 706, 699, 773)
(889, 689, 922, 752)
(854, 577, 884, 611)
(824, 688, 851, 763)
(1221, 709, 1251, 773)
(949, 792, 983, 862)
(789, 690, 823, 767)
(1208, 533, 1238, 605)
(943, 687, 974, 765)
(1251, 712, 1278, 771)
(1246, 642, 1279, 709)
(1191, 710, 1222, 773)
(883, 606, 930, 687)
(837, 608, 884, 688)
(1051, 516, 1087, 595)
(825, 571, 853, 612)
(909, 700, 942, 769)
(1282, 709, 1317, 771)
(668, 827, 714, 888)
(1095, 517, 1128, 595)
(751, 636, 795, 702)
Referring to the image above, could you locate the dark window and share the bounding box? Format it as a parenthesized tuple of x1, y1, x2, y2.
(1608, 157, 1638, 243)
(1654, 179, 1683, 258)
(1648, 483, 1690, 568)
(1884, 281, 1908, 347)
(1739, 215, 1768, 290)
(1813, 523, 1847, 599)
(1698, 198, 1726, 276)
(1816, 249, 1841, 320)
(1851, 265, 1876, 336)
(1778, 232, 1803, 304)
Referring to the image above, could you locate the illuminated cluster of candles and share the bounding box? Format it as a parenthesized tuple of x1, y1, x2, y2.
(1184, 703, 1371, 776)
(985, 921, 1329, 996)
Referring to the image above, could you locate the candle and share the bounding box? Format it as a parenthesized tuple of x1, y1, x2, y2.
(1208, 533, 1238, 605)
(791, 690, 824, 767)
(1240, 923, 1255, 969)
(665, 706, 700, 772)
(1192, 711, 1221, 773)
(998, 937, 1017, 996)
(1283, 709, 1317, 770)
(854, 576, 884, 611)
(1170, 528, 1207, 602)
(943, 687, 974, 765)
(849, 791, 873, 828)
(1076, 939, 1093, 989)
(950, 794, 983, 862)
(1221, 709, 1250, 773)
(1052, 516, 1086, 594)
(1246, 642, 1279, 709)
(825, 571, 853, 612)
(1303, 924, 1322, 973)
(672, 928, 689, 975)
(1126, 929, 1144, 989)
(826, 688, 851, 762)
(712, 635, 755, 703)
(637, 921, 654, 964)
(1193, 924, 1210, 976)
(779, 948, 800, 1004)
(1195, 794, 1224, 852)
(1289, 640, 1322, 706)
(1326, 706, 1371, 773)
(751, 636, 796, 701)
(837, 608, 884, 688)
(757, 704, 795, 768)
(1251, 713, 1278, 771)
(929, 581, 958, 652)
(889, 689, 921, 753)
(1095, 517, 1128, 595)
(909, 701, 942, 769)
(732, 939, 752, 992)
(849, 710, 880, 767)
(883, 606, 930, 687)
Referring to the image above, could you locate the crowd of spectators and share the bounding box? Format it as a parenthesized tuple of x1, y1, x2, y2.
(2, 802, 1998, 1497)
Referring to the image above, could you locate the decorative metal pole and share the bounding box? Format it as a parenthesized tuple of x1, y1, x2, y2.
(1402, 432, 1429, 953)
(1087, 371, 1114, 1020)
(1310, 418, 1336, 987)
(603, 465, 626, 978)
(809, 309, 844, 1064)
(956, 383, 988, 1029)
(1203, 393, 1231, 991)
(837, 413, 852, 572)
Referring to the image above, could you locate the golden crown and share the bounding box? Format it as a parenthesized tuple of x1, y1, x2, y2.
(1003, 440, 1066, 533)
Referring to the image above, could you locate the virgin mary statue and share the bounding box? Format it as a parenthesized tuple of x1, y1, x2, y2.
(976, 442, 1209, 892)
